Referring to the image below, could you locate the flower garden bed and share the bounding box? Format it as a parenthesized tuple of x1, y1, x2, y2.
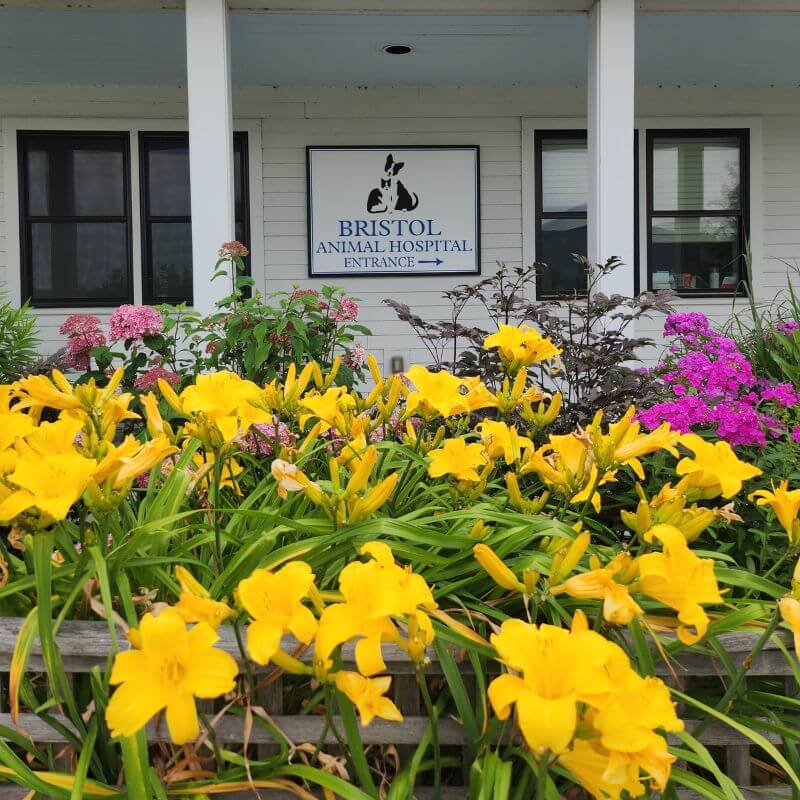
(1, 252, 800, 799)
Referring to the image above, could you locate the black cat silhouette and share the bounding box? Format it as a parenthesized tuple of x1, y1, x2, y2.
(367, 154, 419, 213)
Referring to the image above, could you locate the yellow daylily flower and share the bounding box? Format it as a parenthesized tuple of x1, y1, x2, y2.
(427, 438, 488, 482)
(270, 458, 307, 500)
(473, 543, 525, 592)
(676, 434, 762, 499)
(778, 597, 800, 658)
(749, 480, 800, 546)
(475, 420, 533, 465)
(160, 371, 267, 446)
(0, 408, 35, 452)
(559, 738, 649, 800)
(334, 671, 403, 726)
(483, 324, 561, 371)
(93, 435, 177, 489)
(0, 451, 97, 524)
(237, 561, 318, 665)
(298, 386, 355, 432)
(586, 407, 679, 480)
(105, 609, 238, 744)
(621, 481, 717, 544)
(636, 524, 724, 644)
(190, 450, 244, 495)
(174, 566, 234, 630)
(487, 612, 628, 755)
(315, 542, 436, 677)
(15, 416, 83, 458)
(521, 434, 609, 512)
(551, 552, 642, 626)
(404, 365, 471, 419)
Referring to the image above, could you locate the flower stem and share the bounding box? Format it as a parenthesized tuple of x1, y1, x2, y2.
(692, 608, 782, 738)
(417, 667, 441, 800)
(536, 756, 549, 800)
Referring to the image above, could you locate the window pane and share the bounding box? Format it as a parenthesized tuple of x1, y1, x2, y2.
(148, 222, 192, 301)
(537, 217, 587, 294)
(25, 136, 125, 217)
(234, 137, 246, 222)
(29, 222, 128, 301)
(652, 137, 741, 212)
(650, 216, 741, 291)
(541, 138, 588, 213)
(146, 140, 191, 217)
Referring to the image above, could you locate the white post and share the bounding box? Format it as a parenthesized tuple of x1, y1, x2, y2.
(587, 0, 636, 297)
(185, 0, 235, 313)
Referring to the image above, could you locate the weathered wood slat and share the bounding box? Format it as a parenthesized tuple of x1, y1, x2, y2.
(0, 713, 782, 748)
(0, 784, 790, 800)
(0, 618, 793, 677)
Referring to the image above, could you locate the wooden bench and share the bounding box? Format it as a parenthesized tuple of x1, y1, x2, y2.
(0, 618, 794, 798)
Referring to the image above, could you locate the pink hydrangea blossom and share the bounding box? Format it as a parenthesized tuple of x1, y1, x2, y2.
(344, 343, 366, 370)
(109, 305, 164, 342)
(290, 288, 320, 302)
(135, 367, 180, 391)
(65, 330, 106, 370)
(218, 240, 249, 259)
(60, 313, 103, 337)
(240, 421, 295, 457)
(332, 298, 359, 323)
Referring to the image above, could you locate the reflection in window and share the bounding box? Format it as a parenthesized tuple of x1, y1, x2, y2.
(648, 132, 747, 293)
(534, 132, 589, 297)
(139, 132, 250, 305)
(19, 132, 131, 306)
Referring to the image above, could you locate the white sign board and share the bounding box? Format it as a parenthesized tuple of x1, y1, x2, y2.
(307, 146, 480, 277)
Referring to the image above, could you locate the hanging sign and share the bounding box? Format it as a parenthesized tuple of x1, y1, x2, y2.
(306, 146, 480, 277)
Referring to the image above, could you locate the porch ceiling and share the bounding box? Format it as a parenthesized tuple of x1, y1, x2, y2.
(2, 7, 800, 86)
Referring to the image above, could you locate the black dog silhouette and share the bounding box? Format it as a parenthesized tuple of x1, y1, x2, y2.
(367, 154, 419, 213)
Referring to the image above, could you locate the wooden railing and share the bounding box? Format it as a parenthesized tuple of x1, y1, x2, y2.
(0, 618, 794, 799)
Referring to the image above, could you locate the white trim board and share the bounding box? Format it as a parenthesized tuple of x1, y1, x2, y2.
(521, 115, 764, 303)
(1, 116, 264, 311)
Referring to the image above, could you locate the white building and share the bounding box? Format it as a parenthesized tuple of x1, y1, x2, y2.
(1, 0, 799, 369)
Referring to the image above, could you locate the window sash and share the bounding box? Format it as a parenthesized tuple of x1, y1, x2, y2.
(139, 131, 250, 305)
(533, 130, 639, 299)
(646, 129, 749, 296)
(18, 131, 133, 307)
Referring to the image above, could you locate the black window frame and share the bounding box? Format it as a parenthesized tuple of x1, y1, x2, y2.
(534, 129, 639, 299)
(18, 130, 134, 308)
(646, 128, 749, 297)
(139, 130, 251, 306)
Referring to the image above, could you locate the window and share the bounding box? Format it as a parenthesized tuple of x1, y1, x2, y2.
(534, 131, 589, 296)
(534, 131, 639, 298)
(18, 131, 132, 306)
(647, 130, 748, 294)
(140, 132, 250, 304)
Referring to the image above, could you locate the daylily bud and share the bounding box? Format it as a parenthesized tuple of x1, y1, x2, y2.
(367, 353, 383, 385)
(556, 531, 591, 580)
(473, 544, 525, 593)
(523, 568, 539, 595)
(467, 519, 491, 541)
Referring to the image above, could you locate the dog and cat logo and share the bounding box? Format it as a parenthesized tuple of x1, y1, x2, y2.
(367, 154, 419, 213)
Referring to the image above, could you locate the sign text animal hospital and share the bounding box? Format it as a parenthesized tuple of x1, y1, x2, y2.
(306, 146, 480, 277)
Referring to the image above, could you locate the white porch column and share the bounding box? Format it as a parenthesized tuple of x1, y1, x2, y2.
(587, 0, 636, 297)
(186, 0, 235, 313)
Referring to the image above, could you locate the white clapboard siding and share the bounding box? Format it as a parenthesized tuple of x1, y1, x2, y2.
(1, 84, 800, 362)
